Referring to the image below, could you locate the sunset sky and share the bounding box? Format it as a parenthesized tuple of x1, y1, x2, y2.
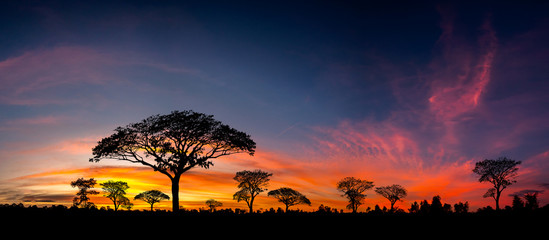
(1, 1, 549, 212)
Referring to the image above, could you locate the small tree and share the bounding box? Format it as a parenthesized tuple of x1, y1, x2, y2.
(472, 157, 521, 210)
(336, 177, 374, 213)
(135, 190, 170, 211)
(100, 180, 132, 211)
(512, 195, 525, 211)
(70, 178, 99, 208)
(374, 184, 407, 211)
(409, 201, 420, 213)
(268, 187, 311, 212)
(454, 201, 469, 214)
(205, 199, 223, 212)
(233, 169, 272, 213)
(524, 192, 539, 211)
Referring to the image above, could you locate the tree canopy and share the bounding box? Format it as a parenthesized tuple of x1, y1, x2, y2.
(268, 187, 311, 212)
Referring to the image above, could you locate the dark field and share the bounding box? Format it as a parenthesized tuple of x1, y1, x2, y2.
(3, 204, 547, 237)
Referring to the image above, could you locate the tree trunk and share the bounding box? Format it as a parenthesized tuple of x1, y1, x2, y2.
(171, 175, 181, 212)
(495, 190, 501, 210)
(248, 197, 254, 213)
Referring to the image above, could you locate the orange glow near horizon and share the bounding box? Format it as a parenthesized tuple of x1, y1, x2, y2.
(1, 147, 516, 212)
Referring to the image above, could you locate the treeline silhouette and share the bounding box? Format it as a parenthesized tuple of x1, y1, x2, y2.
(3, 194, 548, 217)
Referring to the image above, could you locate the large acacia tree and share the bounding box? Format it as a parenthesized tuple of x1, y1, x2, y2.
(90, 110, 256, 212)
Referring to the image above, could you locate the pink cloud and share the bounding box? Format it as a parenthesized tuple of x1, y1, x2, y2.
(427, 18, 497, 123)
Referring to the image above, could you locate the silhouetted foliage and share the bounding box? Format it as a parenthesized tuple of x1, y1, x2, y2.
(454, 201, 469, 214)
(409, 201, 420, 214)
(70, 178, 99, 208)
(268, 187, 311, 212)
(430, 195, 444, 214)
(472, 157, 521, 210)
(90, 110, 256, 212)
(336, 177, 374, 213)
(410, 195, 456, 215)
(374, 184, 407, 211)
(316, 204, 339, 214)
(205, 199, 222, 212)
(100, 180, 132, 211)
(134, 190, 170, 211)
(233, 169, 272, 213)
(524, 192, 539, 211)
(512, 195, 525, 211)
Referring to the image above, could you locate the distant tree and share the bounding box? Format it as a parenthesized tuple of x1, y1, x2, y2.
(316, 204, 335, 214)
(90, 110, 256, 212)
(443, 203, 452, 213)
(512, 195, 525, 211)
(472, 157, 521, 210)
(100, 180, 132, 211)
(374, 184, 407, 211)
(134, 190, 170, 211)
(336, 177, 374, 213)
(233, 169, 272, 213)
(373, 204, 383, 214)
(524, 192, 539, 211)
(409, 201, 420, 213)
(205, 199, 223, 212)
(430, 195, 444, 214)
(70, 178, 99, 208)
(268, 187, 311, 212)
(419, 199, 430, 214)
(454, 201, 469, 214)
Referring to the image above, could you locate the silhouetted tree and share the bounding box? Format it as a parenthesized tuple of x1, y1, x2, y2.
(268, 187, 311, 212)
(316, 204, 336, 214)
(512, 195, 525, 211)
(454, 201, 469, 214)
(524, 192, 539, 211)
(409, 201, 420, 213)
(374, 184, 407, 211)
(336, 177, 374, 213)
(233, 169, 272, 213)
(419, 199, 430, 214)
(472, 157, 521, 210)
(90, 110, 256, 212)
(70, 178, 99, 208)
(134, 190, 170, 211)
(100, 180, 132, 211)
(205, 199, 222, 212)
(430, 195, 444, 214)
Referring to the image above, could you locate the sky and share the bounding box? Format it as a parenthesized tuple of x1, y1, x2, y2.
(1, 0, 549, 212)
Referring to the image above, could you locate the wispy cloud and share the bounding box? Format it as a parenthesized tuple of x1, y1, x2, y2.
(0, 45, 205, 106)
